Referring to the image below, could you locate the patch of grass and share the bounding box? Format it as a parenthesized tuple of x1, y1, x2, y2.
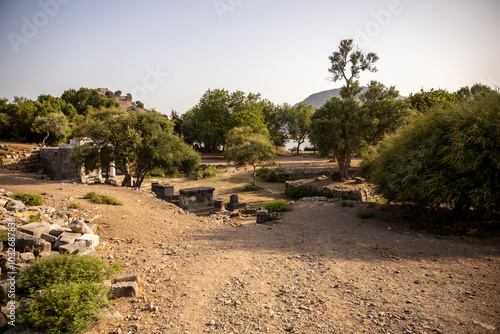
(263, 199, 293, 212)
(69, 202, 81, 209)
(357, 209, 375, 219)
(341, 200, 354, 207)
(18, 282, 109, 334)
(12, 192, 43, 206)
(0, 229, 8, 242)
(83, 192, 121, 205)
(28, 215, 40, 223)
(16, 254, 121, 333)
(197, 165, 220, 179)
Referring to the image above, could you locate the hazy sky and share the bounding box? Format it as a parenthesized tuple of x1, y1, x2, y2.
(1, 0, 499, 115)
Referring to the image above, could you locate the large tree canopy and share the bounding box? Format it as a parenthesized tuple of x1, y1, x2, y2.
(182, 89, 269, 151)
(73, 108, 200, 187)
(286, 102, 315, 154)
(310, 98, 376, 180)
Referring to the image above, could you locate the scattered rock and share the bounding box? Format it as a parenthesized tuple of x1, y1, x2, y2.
(110, 281, 139, 298)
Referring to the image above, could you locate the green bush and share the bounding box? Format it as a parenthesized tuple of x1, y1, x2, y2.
(18, 282, 109, 334)
(286, 186, 336, 199)
(69, 202, 81, 209)
(264, 199, 293, 212)
(18, 254, 120, 296)
(197, 165, 220, 179)
(341, 200, 354, 207)
(83, 192, 121, 205)
(357, 209, 375, 219)
(371, 91, 500, 213)
(12, 193, 43, 206)
(16, 255, 120, 333)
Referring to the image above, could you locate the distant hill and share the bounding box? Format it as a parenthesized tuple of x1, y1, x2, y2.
(297, 87, 404, 109)
(96, 88, 146, 112)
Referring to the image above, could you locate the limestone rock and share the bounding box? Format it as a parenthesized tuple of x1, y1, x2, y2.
(6, 200, 26, 212)
(19, 222, 51, 238)
(15, 231, 51, 255)
(76, 234, 99, 249)
(58, 240, 87, 254)
(70, 219, 93, 234)
(110, 281, 139, 298)
(53, 231, 82, 249)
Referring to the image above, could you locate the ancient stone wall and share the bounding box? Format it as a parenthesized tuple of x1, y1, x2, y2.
(39, 145, 83, 181)
(285, 180, 376, 202)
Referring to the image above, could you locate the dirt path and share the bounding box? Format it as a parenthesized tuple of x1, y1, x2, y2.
(1, 171, 499, 334)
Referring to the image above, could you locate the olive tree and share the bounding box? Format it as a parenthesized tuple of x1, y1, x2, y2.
(33, 113, 68, 147)
(225, 126, 275, 186)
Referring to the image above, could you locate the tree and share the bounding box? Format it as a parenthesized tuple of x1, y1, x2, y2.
(225, 126, 276, 186)
(260, 100, 288, 148)
(135, 101, 144, 108)
(185, 89, 268, 152)
(105, 91, 114, 99)
(328, 39, 378, 99)
(454, 83, 494, 101)
(360, 81, 411, 145)
(310, 98, 375, 180)
(61, 87, 119, 114)
(114, 90, 122, 98)
(286, 103, 315, 154)
(73, 108, 200, 187)
(406, 88, 457, 113)
(371, 91, 500, 214)
(33, 113, 69, 147)
(126, 93, 132, 102)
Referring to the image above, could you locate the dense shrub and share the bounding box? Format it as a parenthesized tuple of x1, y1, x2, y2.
(263, 199, 293, 212)
(83, 192, 121, 205)
(17, 255, 120, 333)
(12, 192, 43, 206)
(17, 254, 120, 295)
(371, 91, 500, 213)
(18, 282, 109, 334)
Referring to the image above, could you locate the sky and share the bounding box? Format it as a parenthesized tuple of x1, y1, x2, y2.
(1, 0, 499, 115)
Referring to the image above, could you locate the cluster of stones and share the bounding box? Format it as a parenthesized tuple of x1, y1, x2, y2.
(272, 169, 336, 182)
(285, 180, 376, 202)
(0, 145, 42, 174)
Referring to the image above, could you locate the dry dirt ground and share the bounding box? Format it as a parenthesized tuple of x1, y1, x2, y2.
(1, 163, 499, 334)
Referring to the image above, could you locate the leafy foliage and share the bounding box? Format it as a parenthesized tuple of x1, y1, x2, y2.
(17, 254, 121, 296)
(264, 199, 293, 212)
(225, 126, 276, 186)
(83, 192, 121, 205)
(286, 102, 315, 154)
(197, 165, 220, 179)
(18, 282, 109, 334)
(310, 98, 375, 180)
(33, 112, 69, 146)
(13, 192, 43, 206)
(371, 91, 500, 213)
(328, 39, 378, 99)
(61, 87, 119, 114)
(406, 88, 457, 113)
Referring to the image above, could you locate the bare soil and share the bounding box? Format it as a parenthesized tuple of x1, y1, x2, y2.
(0, 154, 499, 334)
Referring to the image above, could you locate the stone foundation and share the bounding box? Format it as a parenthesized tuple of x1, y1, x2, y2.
(39, 145, 83, 181)
(285, 180, 376, 202)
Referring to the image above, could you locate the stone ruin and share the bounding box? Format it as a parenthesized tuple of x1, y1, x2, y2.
(151, 184, 248, 215)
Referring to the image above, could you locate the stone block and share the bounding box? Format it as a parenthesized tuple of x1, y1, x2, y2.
(58, 241, 87, 254)
(256, 210, 270, 224)
(76, 234, 99, 249)
(77, 248, 98, 256)
(38, 251, 60, 258)
(213, 198, 225, 211)
(20, 222, 51, 238)
(105, 179, 117, 186)
(112, 273, 141, 285)
(15, 231, 51, 255)
(179, 187, 214, 212)
(19, 252, 35, 263)
(49, 227, 70, 237)
(88, 224, 98, 234)
(53, 232, 82, 249)
(40, 233, 58, 244)
(70, 219, 94, 234)
(110, 281, 139, 298)
(6, 200, 26, 212)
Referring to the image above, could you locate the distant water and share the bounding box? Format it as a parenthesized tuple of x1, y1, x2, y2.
(285, 139, 312, 151)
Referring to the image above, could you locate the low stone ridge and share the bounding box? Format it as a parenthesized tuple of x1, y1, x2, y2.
(285, 180, 376, 202)
(110, 281, 139, 298)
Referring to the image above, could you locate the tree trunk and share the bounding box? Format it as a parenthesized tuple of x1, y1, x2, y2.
(253, 165, 257, 186)
(120, 160, 132, 187)
(41, 131, 49, 147)
(336, 150, 351, 181)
